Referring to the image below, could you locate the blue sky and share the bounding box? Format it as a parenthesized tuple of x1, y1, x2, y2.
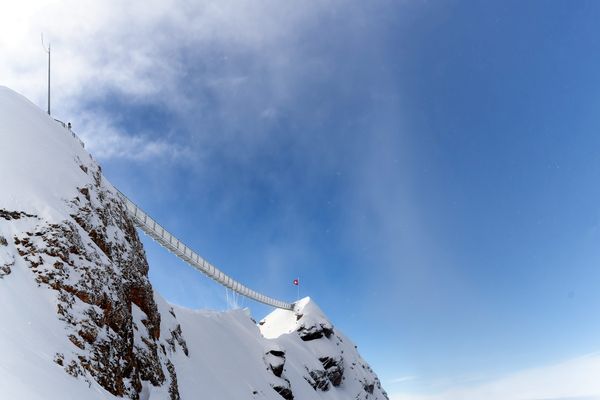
(4, 1, 600, 398)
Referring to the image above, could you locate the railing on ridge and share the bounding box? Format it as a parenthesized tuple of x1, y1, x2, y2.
(54, 118, 85, 148)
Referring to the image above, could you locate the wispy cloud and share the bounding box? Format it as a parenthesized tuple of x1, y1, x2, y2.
(390, 353, 600, 400)
(75, 110, 191, 162)
(390, 376, 419, 384)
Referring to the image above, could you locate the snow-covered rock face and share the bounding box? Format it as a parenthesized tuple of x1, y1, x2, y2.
(11, 163, 188, 398)
(0, 86, 386, 400)
(259, 298, 389, 400)
(0, 87, 187, 399)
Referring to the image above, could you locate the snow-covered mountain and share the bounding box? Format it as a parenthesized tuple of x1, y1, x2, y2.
(0, 86, 388, 400)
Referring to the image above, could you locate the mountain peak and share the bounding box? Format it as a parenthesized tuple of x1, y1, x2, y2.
(0, 87, 387, 400)
(259, 297, 330, 339)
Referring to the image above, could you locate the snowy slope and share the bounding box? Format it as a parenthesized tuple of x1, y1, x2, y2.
(0, 86, 91, 221)
(0, 87, 120, 399)
(0, 86, 387, 400)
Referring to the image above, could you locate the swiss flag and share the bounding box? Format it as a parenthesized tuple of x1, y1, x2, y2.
(293, 278, 299, 286)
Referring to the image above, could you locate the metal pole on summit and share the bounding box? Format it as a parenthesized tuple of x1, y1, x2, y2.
(41, 34, 51, 116)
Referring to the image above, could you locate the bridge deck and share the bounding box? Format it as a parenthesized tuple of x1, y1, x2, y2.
(117, 191, 294, 310)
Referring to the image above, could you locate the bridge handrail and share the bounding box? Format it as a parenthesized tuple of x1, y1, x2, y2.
(54, 118, 85, 148)
(116, 190, 294, 310)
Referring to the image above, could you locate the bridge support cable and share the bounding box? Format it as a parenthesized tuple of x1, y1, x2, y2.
(116, 191, 294, 310)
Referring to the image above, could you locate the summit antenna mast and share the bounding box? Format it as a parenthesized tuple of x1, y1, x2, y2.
(41, 34, 51, 115)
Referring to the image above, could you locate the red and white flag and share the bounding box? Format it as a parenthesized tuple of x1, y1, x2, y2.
(293, 278, 299, 286)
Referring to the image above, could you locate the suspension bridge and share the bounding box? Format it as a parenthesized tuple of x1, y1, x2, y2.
(53, 118, 295, 311)
(44, 42, 295, 311)
(116, 191, 295, 310)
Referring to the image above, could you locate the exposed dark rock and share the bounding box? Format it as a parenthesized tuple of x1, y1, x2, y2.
(272, 380, 294, 400)
(166, 324, 189, 356)
(319, 356, 344, 387)
(306, 369, 330, 391)
(0, 236, 12, 278)
(78, 187, 90, 202)
(264, 348, 286, 378)
(0, 264, 11, 278)
(297, 323, 334, 341)
(65, 359, 85, 379)
(360, 376, 388, 398)
(54, 353, 65, 366)
(0, 209, 36, 220)
(270, 362, 284, 378)
(269, 349, 286, 358)
(273, 386, 293, 400)
(166, 360, 180, 400)
(375, 377, 389, 399)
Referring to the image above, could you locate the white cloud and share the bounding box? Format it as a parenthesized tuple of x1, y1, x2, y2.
(74, 110, 191, 161)
(390, 353, 600, 400)
(0, 0, 350, 161)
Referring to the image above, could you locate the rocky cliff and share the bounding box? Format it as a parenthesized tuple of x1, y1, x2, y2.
(0, 86, 387, 400)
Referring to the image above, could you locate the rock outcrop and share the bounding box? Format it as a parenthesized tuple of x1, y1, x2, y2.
(0, 234, 14, 278)
(7, 161, 187, 399)
(260, 298, 389, 400)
